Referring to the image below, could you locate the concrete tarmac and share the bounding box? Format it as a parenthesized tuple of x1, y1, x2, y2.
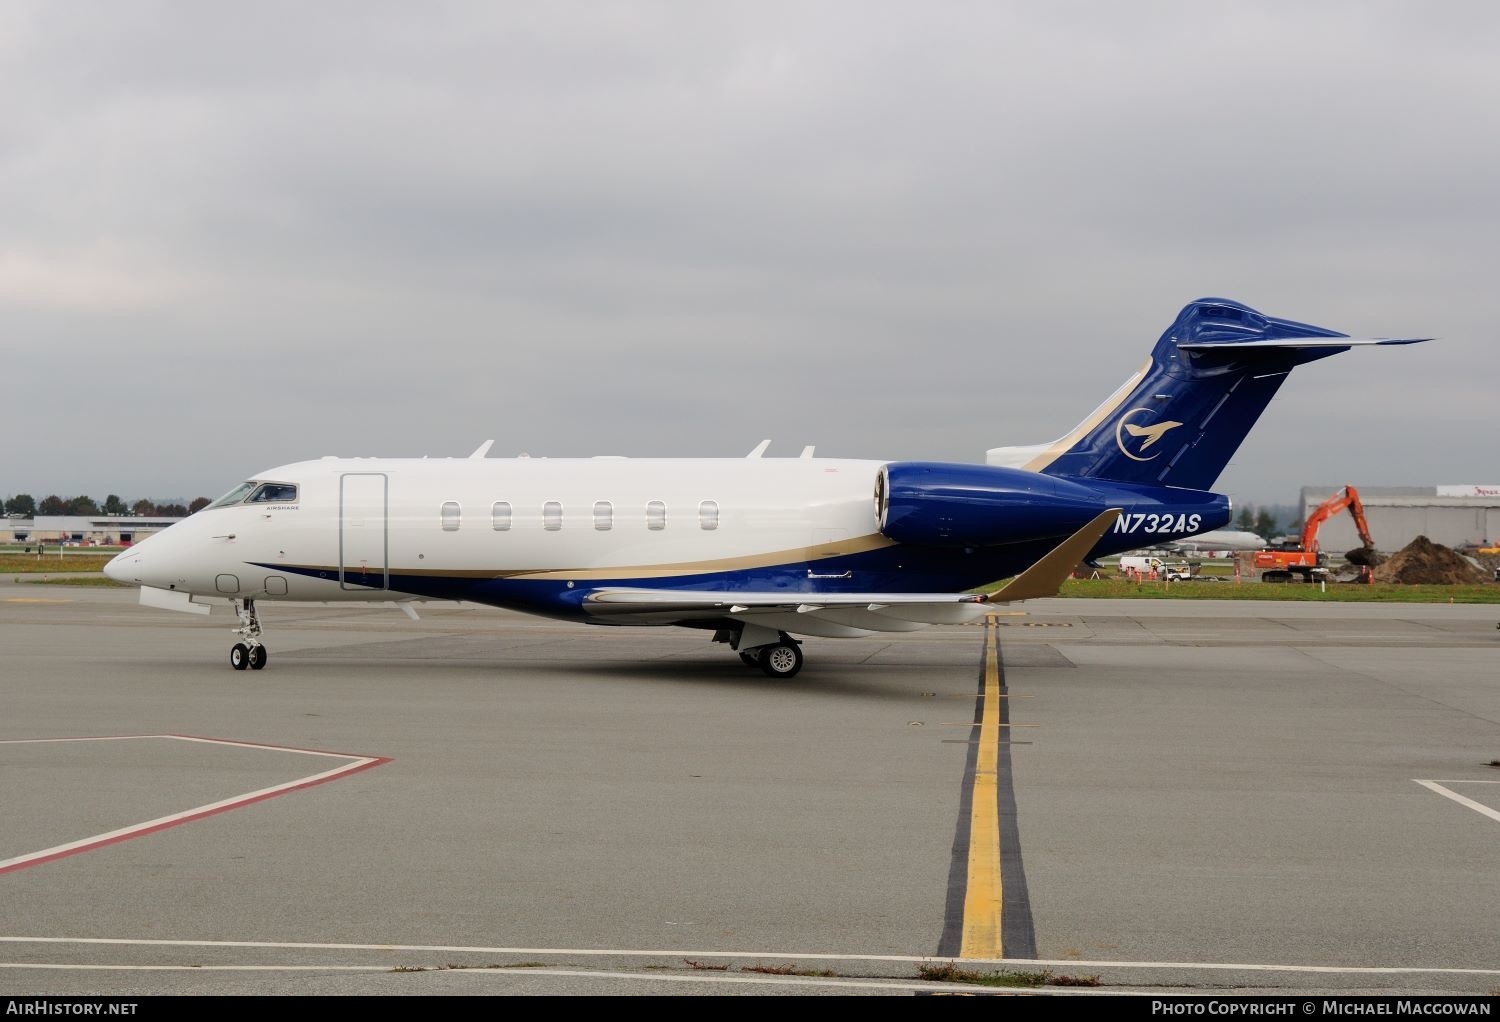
(1, 580, 1497, 996)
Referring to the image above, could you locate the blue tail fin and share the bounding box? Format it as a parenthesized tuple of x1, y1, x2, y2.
(986, 298, 1426, 490)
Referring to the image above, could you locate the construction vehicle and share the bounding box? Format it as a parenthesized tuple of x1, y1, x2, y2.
(1253, 484, 1380, 583)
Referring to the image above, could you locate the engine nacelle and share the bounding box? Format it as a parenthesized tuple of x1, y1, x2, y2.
(876, 462, 1111, 547)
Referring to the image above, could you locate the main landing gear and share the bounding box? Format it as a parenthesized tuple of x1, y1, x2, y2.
(722, 627, 805, 678)
(229, 598, 268, 671)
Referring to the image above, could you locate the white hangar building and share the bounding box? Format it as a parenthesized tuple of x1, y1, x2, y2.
(1299, 485, 1500, 553)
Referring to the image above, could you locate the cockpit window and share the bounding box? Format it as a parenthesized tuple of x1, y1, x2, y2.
(206, 482, 257, 509)
(248, 483, 299, 503)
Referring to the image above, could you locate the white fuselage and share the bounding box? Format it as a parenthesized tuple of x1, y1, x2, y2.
(110, 456, 889, 603)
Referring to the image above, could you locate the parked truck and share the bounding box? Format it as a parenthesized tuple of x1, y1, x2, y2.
(1119, 555, 1165, 576)
(1119, 556, 1214, 581)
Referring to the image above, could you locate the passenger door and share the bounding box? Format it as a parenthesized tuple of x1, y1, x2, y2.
(339, 473, 388, 590)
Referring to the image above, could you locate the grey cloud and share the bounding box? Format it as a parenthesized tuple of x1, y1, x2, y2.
(2, 1, 1493, 504)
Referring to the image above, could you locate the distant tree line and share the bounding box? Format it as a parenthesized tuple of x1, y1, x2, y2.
(1235, 504, 1304, 541)
(1, 494, 212, 517)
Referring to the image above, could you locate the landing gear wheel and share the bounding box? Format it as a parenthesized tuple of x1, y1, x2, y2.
(758, 642, 803, 679)
(738, 649, 762, 667)
(229, 598, 267, 672)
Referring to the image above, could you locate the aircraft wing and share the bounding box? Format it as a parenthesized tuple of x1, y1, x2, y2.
(583, 509, 1122, 637)
(585, 589, 991, 635)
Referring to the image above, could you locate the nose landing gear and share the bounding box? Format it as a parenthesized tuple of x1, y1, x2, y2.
(229, 599, 268, 671)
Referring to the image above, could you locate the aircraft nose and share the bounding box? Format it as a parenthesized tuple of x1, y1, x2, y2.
(103, 549, 135, 584)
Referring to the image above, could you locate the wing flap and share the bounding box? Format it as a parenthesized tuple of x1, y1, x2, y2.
(583, 589, 989, 634)
(869, 603, 993, 625)
(724, 611, 879, 638)
(786, 607, 934, 632)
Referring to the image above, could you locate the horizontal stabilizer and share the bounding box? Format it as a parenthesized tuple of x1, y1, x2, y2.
(990, 299, 1428, 491)
(1178, 336, 1432, 350)
(986, 508, 1122, 604)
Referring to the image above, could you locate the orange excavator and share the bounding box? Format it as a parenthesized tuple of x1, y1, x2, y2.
(1253, 485, 1380, 583)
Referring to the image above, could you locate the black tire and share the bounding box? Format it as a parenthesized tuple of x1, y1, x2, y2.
(230, 643, 250, 670)
(738, 649, 762, 667)
(249, 645, 268, 671)
(758, 642, 803, 679)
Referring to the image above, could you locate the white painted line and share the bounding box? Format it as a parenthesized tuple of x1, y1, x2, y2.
(1421, 779, 1500, 784)
(0, 735, 389, 875)
(1414, 780, 1500, 825)
(168, 734, 376, 760)
(0, 963, 1034, 994)
(0, 736, 161, 744)
(0, 964, 394, 972)
(1, 937, 1498, 977)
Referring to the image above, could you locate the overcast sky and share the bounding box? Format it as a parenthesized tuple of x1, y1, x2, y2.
(2, 1, 1493, 507)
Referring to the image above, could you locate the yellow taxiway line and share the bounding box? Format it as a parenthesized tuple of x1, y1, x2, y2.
(959, 616, 1004, 958)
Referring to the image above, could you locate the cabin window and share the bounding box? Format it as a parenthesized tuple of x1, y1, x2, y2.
(698, 500, 719, 531)
(593, 500, 613, 531)
(491, 502, 511, 531)
(248, 482, 299, 503)
(544, 501, 563, 531)
(646, 500, 666, 531)
(441, 501, 460, 531)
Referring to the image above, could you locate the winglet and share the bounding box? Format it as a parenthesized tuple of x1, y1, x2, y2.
(746, 439, 771, 458)
(469, 440, 494, 459)
(985, 508, 1123, 604)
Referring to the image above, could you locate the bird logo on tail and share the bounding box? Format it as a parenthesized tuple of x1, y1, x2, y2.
(1115, 411, 1184, 462)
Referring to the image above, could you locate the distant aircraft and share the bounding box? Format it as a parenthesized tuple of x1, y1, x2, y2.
(1166, 529, 1267, 555)
(105, 299, 1425, 677)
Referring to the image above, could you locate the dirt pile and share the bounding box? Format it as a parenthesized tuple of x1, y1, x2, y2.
(1372, 536, 1490, 585)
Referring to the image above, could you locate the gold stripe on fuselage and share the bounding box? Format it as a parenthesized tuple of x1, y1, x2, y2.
(275, 533, 898, 583)
(1019, 358, 1152, 473)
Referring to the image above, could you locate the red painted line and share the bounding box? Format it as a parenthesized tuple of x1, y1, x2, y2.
(0, 736, 390, 876)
